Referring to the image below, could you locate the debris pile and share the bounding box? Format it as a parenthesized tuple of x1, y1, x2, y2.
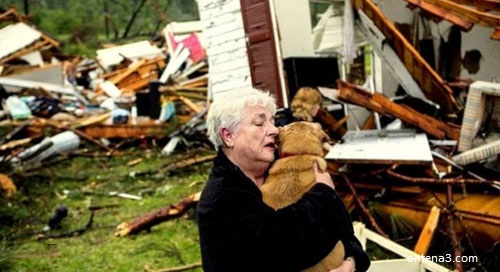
(1, 2, 499, 272)
(0, 8, 209, 170)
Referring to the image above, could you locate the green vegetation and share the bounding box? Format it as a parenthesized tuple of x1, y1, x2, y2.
(1, 143, 212, 271)
(0, 0, 200, 57)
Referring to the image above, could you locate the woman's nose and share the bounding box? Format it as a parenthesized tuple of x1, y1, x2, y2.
(268, 123, 278, 136)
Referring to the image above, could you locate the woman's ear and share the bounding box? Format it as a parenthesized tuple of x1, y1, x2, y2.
(221, 128, 233, 147)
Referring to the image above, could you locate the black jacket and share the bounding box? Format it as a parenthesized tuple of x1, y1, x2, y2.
(196, 150, 370, 272)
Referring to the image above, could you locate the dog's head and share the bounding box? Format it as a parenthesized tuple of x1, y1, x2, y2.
(277, 121, 330, 157)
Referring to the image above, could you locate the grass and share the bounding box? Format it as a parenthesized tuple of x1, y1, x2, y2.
(2, 137, 498, 271)
(1, 142, 212, 272)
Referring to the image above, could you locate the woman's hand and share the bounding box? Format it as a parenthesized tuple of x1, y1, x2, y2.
(313, 161, 334, 189)
(329, 258, 356, 272)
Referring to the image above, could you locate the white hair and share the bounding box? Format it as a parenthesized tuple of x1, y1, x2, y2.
(206, 88, 277, 151)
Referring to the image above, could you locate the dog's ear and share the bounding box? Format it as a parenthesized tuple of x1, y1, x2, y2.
(312, 122, 330, 142)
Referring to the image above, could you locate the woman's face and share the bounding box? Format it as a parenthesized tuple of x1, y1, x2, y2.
(230, 105, 278, 165)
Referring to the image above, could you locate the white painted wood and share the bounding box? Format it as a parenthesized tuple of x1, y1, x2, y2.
(353, 222, 451, 272)
(0, 22, 41, 60)
(197, 0, 251, 98)
(272, 0, 315, 58)
(19, 51, 44, 66)
(202, 17, 244, 38)
(357, 10, 428, 101)
(159, 45, 191, 84)
(210, 66, 251, 85)
(269, 0, 289, 107)
(326, 130, 433, 164)
(368, 259, 422, 272)
(205, 38, 246, 56)
(96, 40, 163, 70)
(0, 77, 88, 104)
(210, 58, 248, 74)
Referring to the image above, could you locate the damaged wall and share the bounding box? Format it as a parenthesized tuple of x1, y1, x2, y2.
(375, 0, 500, 84)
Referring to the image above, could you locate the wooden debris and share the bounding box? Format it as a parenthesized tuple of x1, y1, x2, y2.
(144, 262, 202, 272)
(177, 74, 208, 88)
(315, 108, 348, 139)
(370, 191, 500, 252)
(405, 0, 473, 31)
(445, 185, 464, 272)
(335, 173, 389, 238)
(414, 0, 500, 31)
(0, 120, 30, 146)
(336, 80, 460, 140)
(352, 0, 459, 113)
(163, 154, 216, 172)
(115, 192, 201, 237)
(79, 119, 175, 140)
(0, 173, 16, 197)
(33, 117, 114, 153)
(0, 9, 60, 65)
(97, 55, 166, 94)
(414, 206, 441, 255)
(0, 137, 34, 152)
(386, 167, 500, 187)
(127, 158, 143, 166)
(175, 95, 203, 114)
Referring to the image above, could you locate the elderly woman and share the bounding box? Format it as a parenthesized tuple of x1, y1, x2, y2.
(197, 88, 369, 272)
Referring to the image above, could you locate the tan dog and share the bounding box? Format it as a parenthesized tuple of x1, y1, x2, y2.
(261, 121, 344, 272)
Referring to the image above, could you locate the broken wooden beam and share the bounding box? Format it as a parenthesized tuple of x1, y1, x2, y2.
(446, 185, 464, 272)
(421, 0, 500, 29)
(336, 80, 460, 140)
(79, 119, 175, 139)
(450, 0, 500, 13)
(115, 192, 200, 237)
(314, 108, 348, 139)
(386, 167, 500, 187)
(34, 117, 114, 153)
(352, 0, 459, 113)
(335, 173, 389, 238)
(414, 206, 440, 255)
(492, 27, 500, 40)
(405, 0, 474, 30)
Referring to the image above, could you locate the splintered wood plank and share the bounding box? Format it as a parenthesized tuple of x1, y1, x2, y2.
(492, 27, 500, 40)
(414, 206, 441, 255)
(352, 0, 458, 113)
(336, 80, 460, 140)
(405, 0, 474, 30)
(422, 0, 500, 28)
(80, 120, 175, 139)
(450, 0, 500, 12)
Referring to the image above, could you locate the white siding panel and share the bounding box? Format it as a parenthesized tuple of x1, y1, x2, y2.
(205, 29, 245, 47)
(210, 58, 248, 74)
(203, 17, 244, 39)
(206, 37, 246, 56)
(210, 47, 248, 65)
(213, 76, 252, 96)
(201, 12, 239, 30)
(0, 22, 41, 60)
(198, 0, 241, 17)
(197, 0, 251, 98)
(210, 66, 251, 84)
